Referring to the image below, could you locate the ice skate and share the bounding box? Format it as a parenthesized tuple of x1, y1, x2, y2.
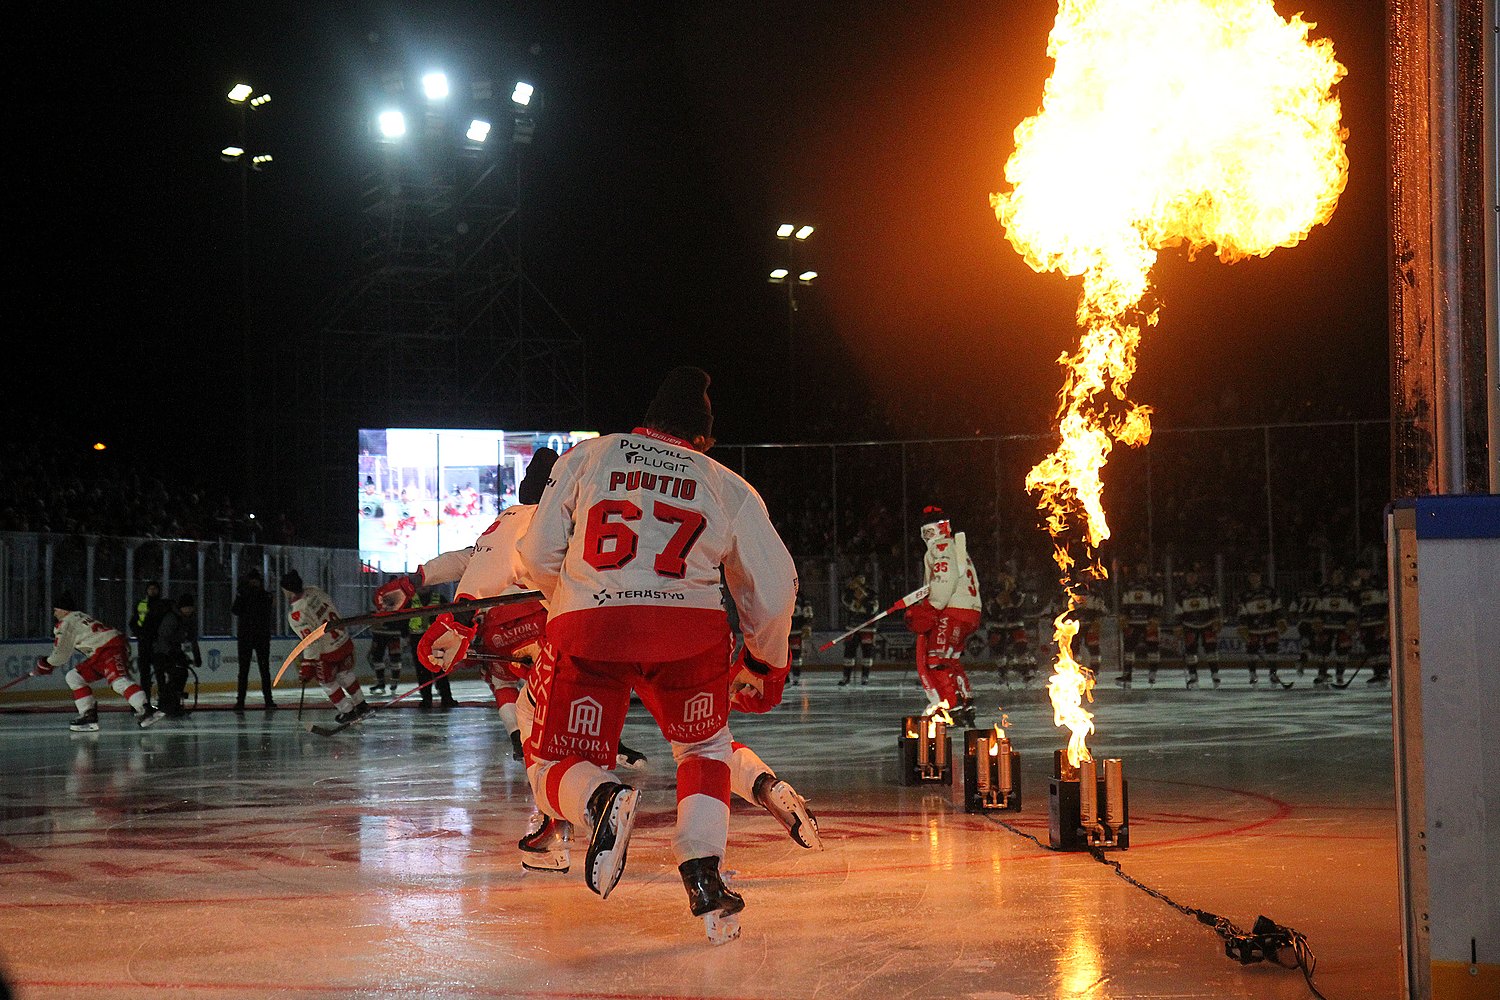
(615, 742, 648, 770)
(135, 705, 166, 729)
(510, 730, 525, 762)
(1186, 673, 1199, 688)
(583, 782, 639, 898)
(837, 675, 852, 687)
(752, 772, 823, 849)
(69, 707, 100, 733)
(371, 683, 386, 695)
(334, 701, 373, 726)
(1211, 674, 1222, 688)
(679, 856, 744, 945)
(518, 813, 571, 873)
(1249, 671, 1259, 685)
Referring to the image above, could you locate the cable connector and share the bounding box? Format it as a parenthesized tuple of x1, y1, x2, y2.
(1224, 915, 1302, 968)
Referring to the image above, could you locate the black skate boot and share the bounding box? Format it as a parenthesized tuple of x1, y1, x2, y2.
(615, 741, 648, 770)
(135, 704, 166, 729)
(680, 856, 745, 945)
(69, 706, 100, 733)
(752, 772, 823, 849)
(510, 730, 525, 762)
(584, 781, 639, 898)
(837, 670, 853, 687)
(860, 668, 871, 686)
(518, 812, 571, 873)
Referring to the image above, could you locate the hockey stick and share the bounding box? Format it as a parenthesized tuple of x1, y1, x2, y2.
(0, 669, 42, 693)
(274, 590, 543, 687)
(1330, 658, 1365, 690)
(306, 669, 452, 737)
(818, 586, 930, 652)
(297, 680, 306, 719)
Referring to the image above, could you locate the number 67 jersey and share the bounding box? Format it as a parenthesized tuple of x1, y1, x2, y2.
(519, 427, 797, 669)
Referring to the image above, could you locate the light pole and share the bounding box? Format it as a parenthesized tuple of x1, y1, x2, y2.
(769, 224, 817, 422)
(222, 83, 272, 517)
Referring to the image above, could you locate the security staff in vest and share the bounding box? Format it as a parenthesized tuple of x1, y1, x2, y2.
(409, 587, 458, 708)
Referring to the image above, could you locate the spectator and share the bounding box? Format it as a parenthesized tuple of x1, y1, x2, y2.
(231, 570, 276, 712)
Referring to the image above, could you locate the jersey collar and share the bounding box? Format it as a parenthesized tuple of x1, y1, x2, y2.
(633, 427, 693, 448)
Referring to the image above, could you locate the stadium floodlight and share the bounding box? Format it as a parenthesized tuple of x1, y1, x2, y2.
(512, 81, 534, 106)
(252, 154, 274, 170)
(466, 119, 492, 143)
(769, 268, 789, 283)
(422, 71, 450, 100)
(795, 225, 815, 240)
(227, 83, 253, 103)
(250, 93, 272, 108)
(220, 145, 245, 162)
(378, 110, 407, 139)
(92, 442, 106, 452)
(776, 223, 795, 238)
(798, 270, 818, 282)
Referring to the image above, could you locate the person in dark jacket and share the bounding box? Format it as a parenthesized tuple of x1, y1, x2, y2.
(154, 594, 202, 718)
(231, 570, 276, 712)
(130, 580, 169, 703)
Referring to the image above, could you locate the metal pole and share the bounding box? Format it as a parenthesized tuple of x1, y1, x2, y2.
(1264, 425, 1276, 586)
(84, 539, 96, 618)
(830, 445, 839, 558)
(1353, 422, 1362, 557)
(1433, 0, 1467, 491)
(901, 442, 911, 589)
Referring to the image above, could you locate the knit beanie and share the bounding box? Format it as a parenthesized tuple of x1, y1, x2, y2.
(643, 366, 713, 442)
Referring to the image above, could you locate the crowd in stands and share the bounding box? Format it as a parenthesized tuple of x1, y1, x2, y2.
(0, 445, 296, 544)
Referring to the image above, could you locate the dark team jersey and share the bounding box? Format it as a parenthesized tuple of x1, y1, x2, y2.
(1315, 584, 1359, 627)
(791, 598, 815, 632)
(1175, 584, 1220, 629)
(842, 586, 879, 628)
(1357, 586, 1388, 627)
(1292, 588, 1321, 623)
(1120, 584, 1164, 625)
(1236, 586, 1282, 632)
(1066, 591, 1108, 624)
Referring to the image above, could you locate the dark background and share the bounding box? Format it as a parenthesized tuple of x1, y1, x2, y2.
(11, 1, 1387, 540)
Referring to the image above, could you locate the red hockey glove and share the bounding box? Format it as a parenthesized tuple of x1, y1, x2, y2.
(418, 614, 476, 675)
(374, 575, 417, 612)
(34, 656, 54, 675)
(729, 649, 789, 714)
(298, 660, 316, 682)
(905, 601, 936, 635)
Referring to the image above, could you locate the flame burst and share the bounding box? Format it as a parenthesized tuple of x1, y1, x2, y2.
(991, 0, 1348, 765)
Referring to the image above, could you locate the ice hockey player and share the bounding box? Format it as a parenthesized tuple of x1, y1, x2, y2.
(904, 506, 981, 726)
(788, 586, 814, 686)
(1312, 568, 1359, 687)
(839, 574, 879, 686)
(1175, 566, 1221, 687)
(1354, 567, 1389, 684)
(281, 570, 370, 724)
(367, 581, 405, 695)
(1292, 580, 1321, 677)
(36, 592, 164, 731)
(1236, 570, 1284, 686)
(518, 365, 797, 942)
(1065, 579, 1108, 673)
(1116, 562, 1164, 687)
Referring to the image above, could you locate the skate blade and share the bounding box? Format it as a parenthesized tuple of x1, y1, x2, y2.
(520, 850, 570, 874)
(767, 782, 823, 850)
(588, 788, 640, 899)
(704, 910, 741, 945)
(69, 723, 101, 733)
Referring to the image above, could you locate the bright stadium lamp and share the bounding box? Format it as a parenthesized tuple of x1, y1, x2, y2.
(466, 119, 492, 143)
(251, 153, 274, 170)
(378, 110, 407, 139)
(220, 145, 245, 162)
(769, 268, 789, 283)
(511, 81, 534, 106)
(798, 270, 818, 282)
(795, 225, 815, 240)
(776, 223, 795, 238)
(227, 83, 253, 103)
(422, 71, 450, 100)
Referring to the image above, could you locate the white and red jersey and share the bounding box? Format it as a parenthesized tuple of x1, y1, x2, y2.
(415, 547, 474, 589)
(47, 612, 123, 668)
(924, 532, 981, 613)
(455, 504, 538, 600)
(519, 428, 796, 666)
(287, 586, 351, 661)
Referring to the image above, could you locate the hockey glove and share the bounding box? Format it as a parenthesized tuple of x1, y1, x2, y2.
(298, 660, 317, 682)
(373, 574, 418, 612)
(905, 601, 937, 635)
(418, 614, 476, 674)
(33, 656, 54, 675)
(729, 649, 789, 714)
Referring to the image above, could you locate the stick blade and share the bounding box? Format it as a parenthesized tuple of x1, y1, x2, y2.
(307, 722, 347, 737)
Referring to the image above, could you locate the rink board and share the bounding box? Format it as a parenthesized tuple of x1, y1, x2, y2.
(1388, 496, 1500, 1000)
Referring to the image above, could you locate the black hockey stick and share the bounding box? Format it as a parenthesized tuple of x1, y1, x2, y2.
(1330, 658, 1365, 689)
(306, 668, 453, 737)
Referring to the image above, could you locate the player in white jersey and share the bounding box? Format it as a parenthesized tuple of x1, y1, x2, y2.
(280, 571, 369, 724)
(519, 366, 797, 942)
(36, 592, 164, 731)
(905, 506, 981, 726)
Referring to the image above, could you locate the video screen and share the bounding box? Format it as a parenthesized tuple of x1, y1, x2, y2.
(358, 428, 598, 573)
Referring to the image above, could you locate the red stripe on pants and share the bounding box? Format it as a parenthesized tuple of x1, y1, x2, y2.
(676, 756, 730, 804)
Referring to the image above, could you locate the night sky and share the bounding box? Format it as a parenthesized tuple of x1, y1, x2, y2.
(14, 1, 1388, 499)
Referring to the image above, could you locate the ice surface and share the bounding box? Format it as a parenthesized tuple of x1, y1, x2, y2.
(0, 669, 1399, 998)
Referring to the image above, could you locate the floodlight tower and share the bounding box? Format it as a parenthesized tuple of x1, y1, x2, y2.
(769, 224, 817, 420)
(276, 55, 585, 537)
